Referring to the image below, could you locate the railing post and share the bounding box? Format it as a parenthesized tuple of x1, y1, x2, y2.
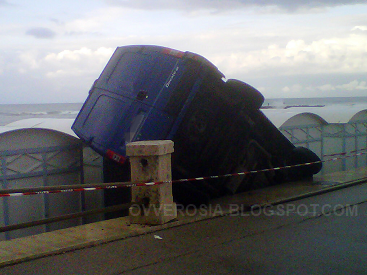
(126, 140, 177, 225)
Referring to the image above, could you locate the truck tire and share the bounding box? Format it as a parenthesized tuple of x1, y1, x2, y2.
(225, 79, 264, 109)
(288, 146, 322, 179)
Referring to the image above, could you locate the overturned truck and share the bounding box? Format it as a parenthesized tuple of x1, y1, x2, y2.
(72, 45, 322, 205)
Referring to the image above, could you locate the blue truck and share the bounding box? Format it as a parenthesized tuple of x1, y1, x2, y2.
(72, 45, 322, 205)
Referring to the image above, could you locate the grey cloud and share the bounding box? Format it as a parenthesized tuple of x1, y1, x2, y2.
(50, 18, 64, 26)
(105, 0, 366, 13)
(0, 0, 13, 6)
(26, 27, 56, 39)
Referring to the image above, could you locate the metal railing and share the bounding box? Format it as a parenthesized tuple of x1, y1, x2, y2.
(0, 202, 141, 234)
(280, 119, 367, 173)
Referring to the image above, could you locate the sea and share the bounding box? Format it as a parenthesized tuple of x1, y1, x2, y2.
(1, 97, 367, 126)
(263, 96, 367, 109)
(0, 103, 83, 126)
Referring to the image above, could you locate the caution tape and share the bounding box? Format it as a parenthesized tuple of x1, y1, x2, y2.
(323, 147, 367, 158)
(1, 150, 366, 198)
(172, 150, 367, 185)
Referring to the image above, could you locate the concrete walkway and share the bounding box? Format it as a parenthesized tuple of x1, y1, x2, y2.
(0, 168, 366, 274)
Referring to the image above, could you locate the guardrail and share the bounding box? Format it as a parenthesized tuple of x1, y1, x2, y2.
(0, 202, 140, 234)
(1, 141, 367, 237)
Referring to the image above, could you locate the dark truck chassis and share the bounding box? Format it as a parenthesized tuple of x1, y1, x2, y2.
(169, 78, 321, 205)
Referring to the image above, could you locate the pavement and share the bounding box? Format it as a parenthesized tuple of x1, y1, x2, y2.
(0, 168, 367, 274)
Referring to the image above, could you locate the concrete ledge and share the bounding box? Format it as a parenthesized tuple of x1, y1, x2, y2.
(126, 140, 174, 156)
(1, 167, 366, 267)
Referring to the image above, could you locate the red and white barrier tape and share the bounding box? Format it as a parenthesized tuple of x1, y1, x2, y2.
(323, 147, 367, 158)
(1, 150, 367, 198)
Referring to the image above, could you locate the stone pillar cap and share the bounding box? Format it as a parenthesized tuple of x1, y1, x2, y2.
(126, 140, 174, 157)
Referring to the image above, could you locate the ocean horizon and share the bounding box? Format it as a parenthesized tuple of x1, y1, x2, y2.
(0, 103, 83, 126)
(1, 96, 367, 126)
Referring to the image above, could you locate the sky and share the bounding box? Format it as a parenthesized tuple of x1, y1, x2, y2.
(1, 0, 367, 104)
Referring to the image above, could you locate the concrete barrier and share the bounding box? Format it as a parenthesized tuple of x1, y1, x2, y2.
(127, 140, 177, 225)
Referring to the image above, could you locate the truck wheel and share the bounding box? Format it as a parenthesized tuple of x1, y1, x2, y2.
(225, 79, 264, 109)
(288, 147, 322, 179)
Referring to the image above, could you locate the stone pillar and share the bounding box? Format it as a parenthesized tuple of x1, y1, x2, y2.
(127, 140, 177, 225)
